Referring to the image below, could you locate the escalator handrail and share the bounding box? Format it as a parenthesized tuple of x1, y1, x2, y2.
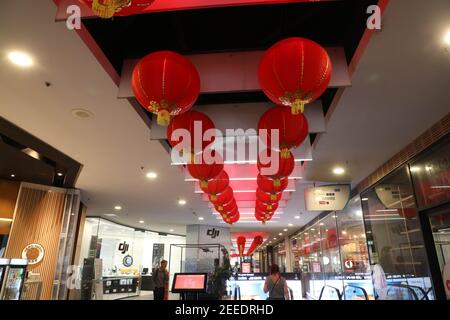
(319, 285, 342, 300)
(386, 284, 420, 300)
(343, 284, 369, 300)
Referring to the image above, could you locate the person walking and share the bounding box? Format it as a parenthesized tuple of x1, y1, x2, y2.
(152, 260, 169, 300)
(264, 264, 290, 300)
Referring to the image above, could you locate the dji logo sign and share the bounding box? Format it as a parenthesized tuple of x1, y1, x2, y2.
(118, 241, 129, 254)
(207, 228, 220, 239)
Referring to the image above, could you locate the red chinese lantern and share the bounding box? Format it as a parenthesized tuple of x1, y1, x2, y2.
(237, 236, 246, 256)
(82, 0, 154, 18)
(256, 188, 282, 203)
(224, 212, 240, 225)
(258, 105, 309, 158)
(132, 51, 200, 125)
(200, 170, 229, 200)
(256, 200, 278, 212)
(208, 187, 234, 205)
(215, 198, 237, 213)
(257, 149, 295, 186)
(259, 37, 332, 114)
(167, 110, 215, 156)
(257, 174, 288, 193)
(246, 236, 264, 256)
(255, 211, 274, 224)
(187, 153, 223, 188)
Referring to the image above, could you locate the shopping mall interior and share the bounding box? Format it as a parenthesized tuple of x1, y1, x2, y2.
(0, 0, 450, 302)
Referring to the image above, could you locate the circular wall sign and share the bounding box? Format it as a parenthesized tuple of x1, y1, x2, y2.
(22, 243, 45, 265)
(123, 255, 133, 267)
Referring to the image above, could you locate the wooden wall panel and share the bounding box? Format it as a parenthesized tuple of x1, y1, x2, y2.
(0, 179, 20, 235)
(5, 184, 66, 300)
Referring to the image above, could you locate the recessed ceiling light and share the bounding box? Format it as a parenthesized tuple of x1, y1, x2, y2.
(8, 51, 33, 67)
(114, 205, 122, 211)
(169, 229, 174, 232)
(333, 167, 345, 175)
(178, 199, 187, 205)
(283, 229, 288, 232)
(444, 30, 450, 45)
(278, 233, 283, 236)
(104, 214, 117, 217)
(288, 223, 293, 227)
(139, 220, 144, 224)
(10, 174, 15, 178)
(361, 198, 369, 201)
(198, 217, 204, 221)
(273, 237, 277, 240)
(294, 216, 300, 219)
(342, 231, 347, 235)
(71, 108, 94, 119)
(319, 223, 324, 226)
(57, 172, 64, 177)
(410, 166, 421, 172)
(146, 172, 157, 179)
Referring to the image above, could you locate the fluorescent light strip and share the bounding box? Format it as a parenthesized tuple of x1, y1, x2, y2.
(0, 218, 13, 222)
(375, 209, 399, 212)
(366, 218, 405, 221)
(174, 159, 311, 165)
(212, 212, 284, 215)
(431, 186, 450, 189)
(197, 189, 295, 194)
(216, 216, 280, 220)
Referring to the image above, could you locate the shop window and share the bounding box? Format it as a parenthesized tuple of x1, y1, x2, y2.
(409, 137, 450, 209)
(336, 196, 374, 300)
(361, 167, 434, 300)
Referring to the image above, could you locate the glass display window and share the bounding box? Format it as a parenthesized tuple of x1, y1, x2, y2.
(409, 137, 450, 209)
(361, 166, 434, 300)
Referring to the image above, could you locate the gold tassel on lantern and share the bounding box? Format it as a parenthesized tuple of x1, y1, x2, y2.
(210, 194, 218, 201)
(200, 180, 209, 188)
(267, 204, 272, 210)
(291, 99, 305, 115)
(280, 147, 291, 159)
(273, 179, 281, 187)
(157, 109, 170, 126)
(91, 0, 117, 18)
(270, 193, 277, 201)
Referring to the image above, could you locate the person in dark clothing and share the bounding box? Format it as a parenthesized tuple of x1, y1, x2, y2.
(264, 264, 289, 300)
(152, 260, 169, 300)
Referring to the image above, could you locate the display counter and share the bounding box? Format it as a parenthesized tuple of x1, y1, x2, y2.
(102, 275, 140, 299)
(226, 273, 302, 300)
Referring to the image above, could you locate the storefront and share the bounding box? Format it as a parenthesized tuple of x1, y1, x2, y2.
(74, 217, 186, 300)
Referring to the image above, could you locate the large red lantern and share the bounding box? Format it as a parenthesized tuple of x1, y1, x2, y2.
(215, 198, 237, 213)
(167, 110, 215, 156)
(200, 170, 229, 200)
(208, 186, 234, 205)
(257, 149, 295, 186)
(187, 153, 224, 188)
(257, 174, 288, 193)
(256, 188, 282, 203)
(132, 51, 200, 125)
(256, 200, 278, 212)
(259, 37, 332, 114)
(237, 236, 246, 256)
(258, 105, 309, 158)
(82, 0, 154, 18)
(246, 236, 264, 256)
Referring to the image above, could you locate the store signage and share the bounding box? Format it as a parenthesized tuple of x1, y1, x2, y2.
(118, 241, 129, 254)
(375, 184, 407, 208)
(344, 260, 354, 271)
(123, 255, 133, 267)
(21, 243, 45, 265)
(304, 185, 350, 211)
(207, 228, 220, 239)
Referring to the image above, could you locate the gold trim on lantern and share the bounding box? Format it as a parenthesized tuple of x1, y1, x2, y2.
(280, 148, 291, 159)
(210, 194, 218, 201)
(200, 180, 209, 188)
(270, 193, 277, 201)
(273, 178, 281, 187)
(91, 0, 116, 18)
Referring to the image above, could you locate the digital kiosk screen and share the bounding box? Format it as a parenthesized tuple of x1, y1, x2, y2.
(171, 273, 207, 293)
